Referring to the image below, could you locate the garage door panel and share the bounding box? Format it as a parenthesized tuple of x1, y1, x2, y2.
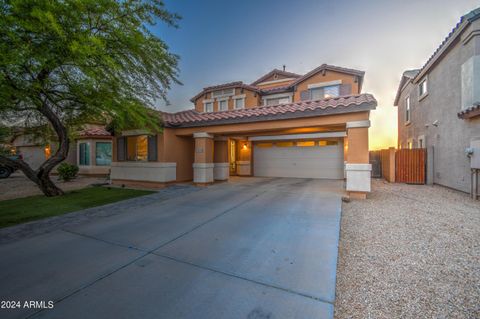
(254, 142, 344, 179)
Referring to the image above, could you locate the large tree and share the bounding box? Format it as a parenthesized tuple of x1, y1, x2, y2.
(0, 0, 179, 196)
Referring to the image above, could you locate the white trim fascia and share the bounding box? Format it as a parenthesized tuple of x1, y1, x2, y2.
(346, 120, 371, 129)
(345, 163, 372, 171)
(193, 132, 214, 139)
(216, 96, 229, 102)
(111, 162, 176, 168)
(307, 80, 342, 89)
(249, 132, 346, 141)
(232, 94, 246, 100)
(202, 99, 214, 104)
(256, 78, 295, 86)
(193, 163, 215, 168)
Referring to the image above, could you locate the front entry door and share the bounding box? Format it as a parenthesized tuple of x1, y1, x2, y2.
(229, 140, 236, 175)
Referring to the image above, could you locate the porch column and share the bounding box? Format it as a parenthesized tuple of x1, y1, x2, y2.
(193, 132, 214, 184)
(345, 120, 371, 199)
(213, 137, 229, 181)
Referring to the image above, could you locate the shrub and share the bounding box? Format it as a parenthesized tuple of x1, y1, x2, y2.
(57, 163, 79, 181)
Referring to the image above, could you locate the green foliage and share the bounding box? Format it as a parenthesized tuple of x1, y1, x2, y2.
(0, 0, 179, 131)
(0, 186, 154, 228)
(57, 162, 79, 181)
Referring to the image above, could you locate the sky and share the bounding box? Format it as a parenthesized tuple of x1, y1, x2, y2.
(152, 0, 479, 150)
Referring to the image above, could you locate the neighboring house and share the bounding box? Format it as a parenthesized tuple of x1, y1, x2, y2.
(10, 124, 112, 176)
(111, 63, 377, 199)
(394, 7, 480, 193)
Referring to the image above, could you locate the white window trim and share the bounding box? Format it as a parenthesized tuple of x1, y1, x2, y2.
(418, 77, 428, 101)
(218, 98, 229, 111)
(405, 95, 411, 125)
(203, 101, 214, 113)
(307, 80, 342, 89)
(212, 88, 235, 98)
(233, 95, 245, 109)
(262, 93, 293, 105)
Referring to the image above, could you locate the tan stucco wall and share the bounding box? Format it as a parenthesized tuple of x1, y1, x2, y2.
(194, 136, 214, 164)
(346, 127, 369, 163)
(255, 79, 295, 89)
(293, 70, 360, 102)
(162, 129, 195, 181)
(214, 140, 228, 163)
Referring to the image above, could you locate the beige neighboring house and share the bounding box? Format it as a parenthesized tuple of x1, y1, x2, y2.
(11, 124, 113, 176)
(394, 7, 480, 193)
(110, 63, 377, 199)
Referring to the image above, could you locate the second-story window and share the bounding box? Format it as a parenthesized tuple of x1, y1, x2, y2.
(205, 102, 213, 112)
(419, 78, 428, 99)
(219, 99, 228, 111)
(234, 98, 245, 109)
(405, 96, 411, 123)
(310, 85, 340, 100)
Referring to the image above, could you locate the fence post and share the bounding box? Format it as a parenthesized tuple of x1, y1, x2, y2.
(388, 147, 396, 183)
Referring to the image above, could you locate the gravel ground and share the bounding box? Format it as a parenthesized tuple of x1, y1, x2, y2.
(335, 179, 480, 319)
(0, 172, 108, 200)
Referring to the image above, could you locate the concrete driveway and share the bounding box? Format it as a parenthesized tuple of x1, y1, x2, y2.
(0, 177, 343, 319)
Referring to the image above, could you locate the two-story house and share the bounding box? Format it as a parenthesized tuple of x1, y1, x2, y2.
(110, 63, 377, 198)
(394, 7, 480, 193)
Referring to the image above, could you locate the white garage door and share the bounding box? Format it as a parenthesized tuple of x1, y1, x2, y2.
(253, 140, 344, 179)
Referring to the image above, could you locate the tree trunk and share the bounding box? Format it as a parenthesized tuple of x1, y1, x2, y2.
(37, 172, 64, 196)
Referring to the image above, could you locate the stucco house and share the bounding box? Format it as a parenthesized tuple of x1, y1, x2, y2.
(10, 124, 112, 176)
(394, 7, 480, 193)
(111, 63, 377, 199)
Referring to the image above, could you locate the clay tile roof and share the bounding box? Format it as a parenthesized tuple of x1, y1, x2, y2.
(78, 127, 112, 138)
(457, 103, 480, 119)
(259, 85, 293, 94)
(413, 7, 480, 83)
(190, 81, 260, 103)
(164, 93, 376, 128)
(250, 69, 302, 86)
(290, 64, 365, 87)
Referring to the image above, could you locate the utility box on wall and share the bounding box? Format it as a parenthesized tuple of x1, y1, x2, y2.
(470, 139, 480, 169)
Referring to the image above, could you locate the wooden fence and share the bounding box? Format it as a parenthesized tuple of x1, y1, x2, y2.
(395, 148, 426, 184)
(371, 148, 426, 184)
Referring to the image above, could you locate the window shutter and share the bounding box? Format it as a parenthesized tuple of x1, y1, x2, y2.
(148, 135, 157, 161)
(117, 137, 126, 161)
(339, 84, 352, 96)
(300, 90, 311, 101)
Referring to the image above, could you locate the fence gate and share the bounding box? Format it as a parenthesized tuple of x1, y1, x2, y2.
(395, 149, 426, 184)
(369, 151, 382, 178)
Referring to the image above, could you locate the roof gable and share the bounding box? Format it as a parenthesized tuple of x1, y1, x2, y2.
(290, 64, 365, 88)
(393, 69, 420, 106)
(250, 69, 301, 86)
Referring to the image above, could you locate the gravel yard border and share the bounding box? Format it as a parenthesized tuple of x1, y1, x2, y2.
(335, 179, 480, 319)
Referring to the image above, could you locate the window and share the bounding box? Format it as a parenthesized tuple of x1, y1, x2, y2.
(212, 88, 234, 98)
(275, 141, 294, 147)
(405, 96, 411, 123)
(296, 141, 315, 147)
(219, 99, 228, 111)
(419, 78, 428, 98)
(79, 142, 90, 165)
(265, 96, 290, 106)
(234, 98, 245, 109)
(126, 135, 148, 161)
(95, 142, 112, 166)
(256, 142, 273, 148)
(310, 85, 340, 100)
(204, 102, 213, 112)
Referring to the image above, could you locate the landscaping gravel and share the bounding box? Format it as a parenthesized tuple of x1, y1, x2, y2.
(335, 179, 480, 319)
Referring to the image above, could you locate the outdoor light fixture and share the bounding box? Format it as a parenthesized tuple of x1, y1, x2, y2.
(242, 143, 248, 150)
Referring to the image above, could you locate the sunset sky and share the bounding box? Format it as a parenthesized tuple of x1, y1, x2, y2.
(154, 0, 479, 150)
